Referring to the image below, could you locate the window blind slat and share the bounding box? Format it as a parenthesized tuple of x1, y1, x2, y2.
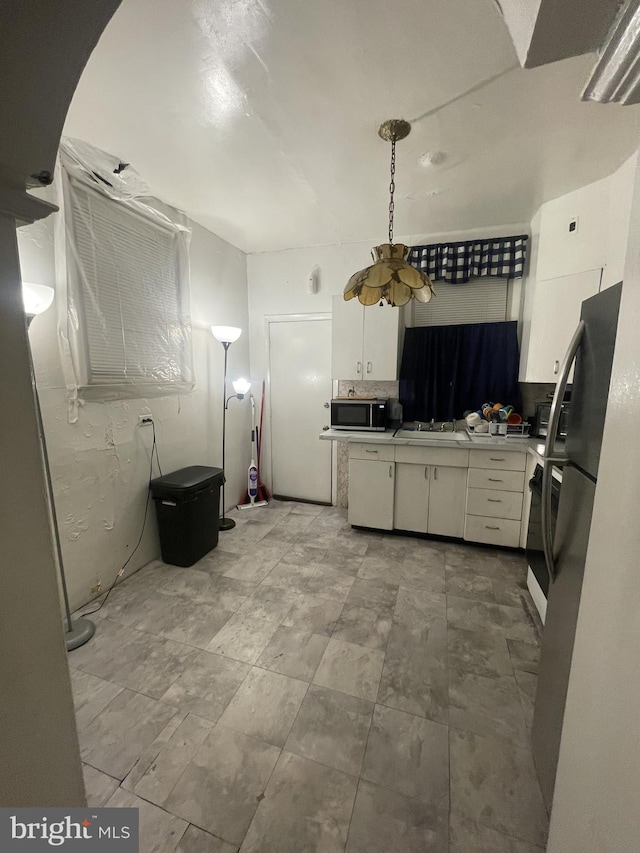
(69, 180, 188, 385)
(411, 277, 507, 327)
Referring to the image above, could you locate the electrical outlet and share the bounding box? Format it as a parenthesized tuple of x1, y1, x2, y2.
(138, 415, 154, 426)
(91, 582, 102, 596)
(568, 217, 579, 234)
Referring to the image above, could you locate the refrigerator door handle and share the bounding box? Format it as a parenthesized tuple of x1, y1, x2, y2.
(541, 320, 585, 582)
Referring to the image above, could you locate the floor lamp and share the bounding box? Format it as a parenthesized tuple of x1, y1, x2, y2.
(22, 282, 96, 651)
(211, 325, 243, 531)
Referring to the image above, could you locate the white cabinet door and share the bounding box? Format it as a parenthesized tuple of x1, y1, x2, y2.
(524, 269, 601, 382)
(348, 459, 394, 530)
(362, 304, 401, 381)
(331, 296, 401, 381)
(428, 466, 467, 538)
(394, 462, 429, 533)
(331, 296, 363, 380)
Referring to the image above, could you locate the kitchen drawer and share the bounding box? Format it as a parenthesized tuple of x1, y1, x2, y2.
(469, 449, 526, 472)
(466, 488, 523, 521)
(394, 445, 469, 467)
(349, 442, 395, 462)
(464, 514, 521, 548)
(467, 468, 525, 492)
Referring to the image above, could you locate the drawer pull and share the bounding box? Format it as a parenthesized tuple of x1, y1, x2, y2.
(489, 457, 505, 461)
(485, 525, 500, 530)
(365, 449, 379, 454)
(488, 478, 503, 482)
(487, 498, 502, 503)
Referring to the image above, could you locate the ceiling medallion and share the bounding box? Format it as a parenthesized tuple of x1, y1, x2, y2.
(344, 119, 434, 307)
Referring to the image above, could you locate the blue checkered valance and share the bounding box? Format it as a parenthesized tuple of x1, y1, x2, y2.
(408, 235, 528, 284)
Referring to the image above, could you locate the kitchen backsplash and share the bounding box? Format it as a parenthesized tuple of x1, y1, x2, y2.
(519, 382, 557, 419)
(337, 380, 399, 399)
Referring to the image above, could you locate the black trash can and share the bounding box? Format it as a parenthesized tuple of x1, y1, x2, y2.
(150, 466, 225, 567)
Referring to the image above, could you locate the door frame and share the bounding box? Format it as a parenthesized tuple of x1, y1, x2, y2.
(264, 313, 336, 505)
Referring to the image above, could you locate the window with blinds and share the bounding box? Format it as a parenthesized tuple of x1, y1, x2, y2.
(65, 178, 192, 392)
(410, 277, 508, 327)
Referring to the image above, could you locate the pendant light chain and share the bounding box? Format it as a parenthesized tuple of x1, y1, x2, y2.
(388, 136, 396, 246)
(343, 118, 434, 308)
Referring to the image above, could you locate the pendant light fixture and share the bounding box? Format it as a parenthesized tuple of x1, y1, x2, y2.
(344, 119, 435, 307)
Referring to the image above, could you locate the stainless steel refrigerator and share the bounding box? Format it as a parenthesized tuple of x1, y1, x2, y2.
(532, 281, 622, 810)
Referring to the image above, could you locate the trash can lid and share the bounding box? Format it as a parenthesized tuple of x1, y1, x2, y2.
(150, 465, 225, 496)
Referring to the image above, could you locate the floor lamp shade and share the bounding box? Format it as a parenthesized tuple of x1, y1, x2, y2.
(212, 326, 242, 344)
(22, 282, 54, 317)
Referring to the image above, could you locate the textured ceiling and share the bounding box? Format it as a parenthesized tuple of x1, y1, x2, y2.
(64, 0, 640, 253)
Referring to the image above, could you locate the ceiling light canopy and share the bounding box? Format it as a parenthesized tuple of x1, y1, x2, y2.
(344, 119, 434, 308)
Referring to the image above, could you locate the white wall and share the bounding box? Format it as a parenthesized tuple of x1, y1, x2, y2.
(546, 148, 640, 853)
(247, 223, 529, 488)
(18, 207, 250, 611)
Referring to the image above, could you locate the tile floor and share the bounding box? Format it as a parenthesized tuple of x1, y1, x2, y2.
(69, 500, 548, 853)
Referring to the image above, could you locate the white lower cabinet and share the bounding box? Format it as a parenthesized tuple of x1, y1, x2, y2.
(465, 450, 527, 548)
(394, 463, 429, 534)
(347, 441, 527, 548)
(348, 457, 395, 530)
(428, 466, 468, 538)
(394, 463, 466, 538)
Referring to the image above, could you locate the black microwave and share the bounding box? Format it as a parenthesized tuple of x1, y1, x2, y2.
(532, 402, 570, 439)
(330, 398, 388, 431)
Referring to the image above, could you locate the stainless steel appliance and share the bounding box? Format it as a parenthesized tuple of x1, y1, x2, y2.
(532, 282, 622, 810)
(526, 462, 562, 604)
(330, 398, 388, 431)
(531, 400, 571, 439)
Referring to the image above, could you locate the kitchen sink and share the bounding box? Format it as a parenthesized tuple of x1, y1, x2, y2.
(394, 429, 469, 442)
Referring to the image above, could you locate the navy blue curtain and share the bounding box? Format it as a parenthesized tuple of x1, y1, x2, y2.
(399, 321, 522, 422)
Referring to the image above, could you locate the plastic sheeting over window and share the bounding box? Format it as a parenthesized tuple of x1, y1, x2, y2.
(55, 138, 194, 419)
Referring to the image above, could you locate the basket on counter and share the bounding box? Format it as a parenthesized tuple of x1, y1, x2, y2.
(467, 422, 531, 438)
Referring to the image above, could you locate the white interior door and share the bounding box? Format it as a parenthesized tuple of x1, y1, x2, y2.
(269, 318, 332, 503)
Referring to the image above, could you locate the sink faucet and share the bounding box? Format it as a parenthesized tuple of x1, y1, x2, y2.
(439, 421, 453, 432)
(429, 418, 435, 431)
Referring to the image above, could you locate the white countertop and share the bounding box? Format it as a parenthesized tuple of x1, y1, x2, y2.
(319, 428, 537, 454)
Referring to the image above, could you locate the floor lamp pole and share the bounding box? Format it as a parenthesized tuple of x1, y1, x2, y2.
(219, 341, 235, 531)
(26, 317, 95, 650)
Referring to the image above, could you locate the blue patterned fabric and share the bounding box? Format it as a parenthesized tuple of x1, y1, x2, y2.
(408, 235, 528, 284)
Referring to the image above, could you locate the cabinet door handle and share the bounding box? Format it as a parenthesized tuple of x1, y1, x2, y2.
(485, 525, 500, 530)
(356, 361, 362, 374)
(554, 359, 560, 375)
(424, 466, 428, 479)
(434, 467, 438, 481)
(488, 478, 503, 482)
(489, 457, 505, 461)
(487, 498, 502, 502)
(389, 465, 393, 478)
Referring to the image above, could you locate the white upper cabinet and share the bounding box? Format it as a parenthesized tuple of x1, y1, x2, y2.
(521, 268, 602, 383)
(331, 296, 401, 380)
